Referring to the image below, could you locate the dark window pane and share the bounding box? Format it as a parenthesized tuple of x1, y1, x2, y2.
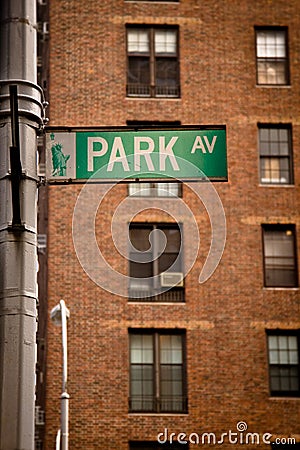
(129, 259, 153, 293)
(130, 364, 154, 411)
(130, 259, 153, 278)
(263, 227, 297, 287)
(265, 267, 297, 287)
(155, 58, 179, 96)
(160, 394, 185, 412)
(160, 334, 185, 412)
(129, 227, 153, 292)
(128, 57, 150, 84)
(157, 227, 181, 272)
(129, 396, 155, 411)
(127, 57, 150, 96)
(130, 227, 152, 251)
(270, 366, 299, 392)
(130, 442, 185, 450)
(158, 253, 181, 272)
(159, 227, 181, 252)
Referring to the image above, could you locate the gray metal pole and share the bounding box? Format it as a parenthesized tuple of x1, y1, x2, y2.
(0, 1, 44, 449)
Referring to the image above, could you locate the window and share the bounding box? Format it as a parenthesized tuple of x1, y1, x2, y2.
(129, 330, 187, 412)
(126, 123, 182, 194)
(256, 27, 289, 85)
(271, 443, 300, 449)
(127, 26, 180, 97)
(128, 0, 179, 2)
(128, 182, 182, 197)
(267, 331, 300, 397)
(259, 125, 293, 184)
(130, 443, 186, 450)
(129, 223, 184, 301)
(262, 225, 298, 288)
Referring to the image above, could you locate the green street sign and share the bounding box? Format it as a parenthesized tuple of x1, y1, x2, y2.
(46, 127, 227, 181)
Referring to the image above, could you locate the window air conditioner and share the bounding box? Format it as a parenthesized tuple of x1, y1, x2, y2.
(160, 272, 184, 287)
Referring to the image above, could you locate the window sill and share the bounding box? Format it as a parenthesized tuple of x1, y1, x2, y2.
(126, 96, 181, 101)
(269, 396, 300, 400)
(263, 287, 299, 291)
(128, 412, 189, 416)
(259, 183, 295, 188)
(125, 1, 179, 3)
(256, 84, 291, 88)
(128, 301, 186, 305)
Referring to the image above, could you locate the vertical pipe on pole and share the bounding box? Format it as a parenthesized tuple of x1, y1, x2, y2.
(50, 300, 70, 450)
(0, 0, 44, 448)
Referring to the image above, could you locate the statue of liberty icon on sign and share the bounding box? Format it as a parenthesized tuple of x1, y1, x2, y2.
(47, 132, 76, 181)
(51, 142, 70, 176)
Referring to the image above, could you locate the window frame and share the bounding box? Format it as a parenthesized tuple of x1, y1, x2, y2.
(262, 224, 298, 288)
(255, 26, 290, 86)
(128, 222, 184, 302)
(129, 443, 187, 450)
(126, 122, 182, 196)
(128, 181, 182, 197)
(258, 124, 294, 185)
(129, 329, 188, 413)
(266, 330, 300, 397)
(126, 25, 180, 98)
(126, 0, 179, 2)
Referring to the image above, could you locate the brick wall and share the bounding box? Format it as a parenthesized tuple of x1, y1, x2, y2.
(45, 1, 300, 449)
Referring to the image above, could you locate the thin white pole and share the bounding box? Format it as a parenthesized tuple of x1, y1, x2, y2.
(60, 300, 69, 450)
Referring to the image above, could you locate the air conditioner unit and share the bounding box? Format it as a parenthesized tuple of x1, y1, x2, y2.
(160, 272, 184, 287)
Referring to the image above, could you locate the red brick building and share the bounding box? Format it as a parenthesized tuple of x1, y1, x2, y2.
(41, 0, 300, 449)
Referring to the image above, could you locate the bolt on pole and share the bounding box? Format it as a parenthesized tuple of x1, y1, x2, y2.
(0, 1, 45, 449)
